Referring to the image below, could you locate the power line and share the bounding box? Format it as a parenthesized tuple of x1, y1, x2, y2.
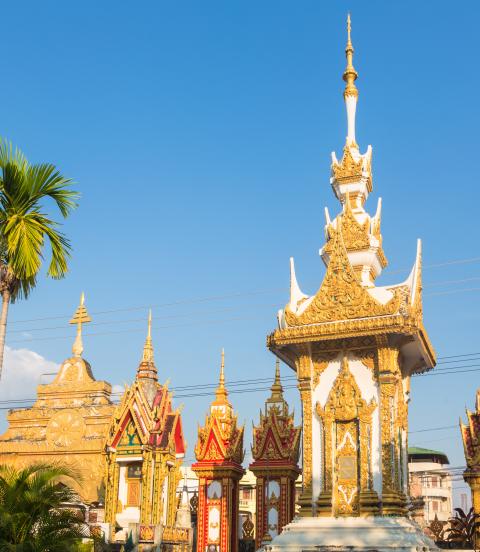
(2, 358, 480, 408)
(6, 253, 480, 328)
(5, 303, 282, 335)
(9, 289, 287, 325)
(425, 286, 480, 298)
(409, 425, 458, 434)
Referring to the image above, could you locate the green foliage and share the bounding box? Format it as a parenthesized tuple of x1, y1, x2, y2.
(0, 138, 79, 300)
(0, 463, 89, 551)
(445, 507, 479, 548)
(122, 532, 134, 552)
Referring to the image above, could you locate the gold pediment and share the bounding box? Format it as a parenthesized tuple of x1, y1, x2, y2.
(316, 357, 376, 423)
(324, 202, 370, 255)
(285, 227, 400, 327)
(332, 146, 371, 190)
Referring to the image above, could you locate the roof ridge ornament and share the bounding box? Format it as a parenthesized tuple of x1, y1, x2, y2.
(215, 348, 229, 404)
(69, 292, 91, 357)
(136, 309, 158, 382)
(270, 358, 284, 400)
(142, 309, 154, 364)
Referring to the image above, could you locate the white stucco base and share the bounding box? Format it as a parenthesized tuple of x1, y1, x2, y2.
(261, 516, 438, 552)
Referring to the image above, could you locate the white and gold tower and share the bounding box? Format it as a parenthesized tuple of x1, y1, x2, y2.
(265, 16, 438, 552)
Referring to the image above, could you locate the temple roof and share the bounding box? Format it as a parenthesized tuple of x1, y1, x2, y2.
(250, 360, 301, 468)
(106, 313, 185, 457)
(193, 351, 244, 465)
(408, 447, 449, 465)
(460, 389, 480, 470)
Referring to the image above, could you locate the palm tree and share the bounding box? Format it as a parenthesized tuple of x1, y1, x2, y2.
(0, 139, 78, 378)
(0, 463, 89, 551)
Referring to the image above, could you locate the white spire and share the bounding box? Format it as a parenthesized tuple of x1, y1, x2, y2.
(343, 13, 359, 147)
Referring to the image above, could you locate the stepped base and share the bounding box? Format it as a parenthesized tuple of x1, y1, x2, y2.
(262, 516, 438, 552)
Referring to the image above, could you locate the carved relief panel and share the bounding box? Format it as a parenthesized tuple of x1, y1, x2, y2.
(316, 356, 376, 517)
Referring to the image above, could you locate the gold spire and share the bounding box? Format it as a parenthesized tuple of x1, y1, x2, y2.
(137, 309, 158, 381)
(214, 348, 229, 404)
(142, 309, 154, 363)
(270, 358, 284, 400)
(343, 13, 358, 99)
(69, 292, 91, 357)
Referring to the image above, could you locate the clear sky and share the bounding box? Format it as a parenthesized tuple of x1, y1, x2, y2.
(0, 1, 479, 507)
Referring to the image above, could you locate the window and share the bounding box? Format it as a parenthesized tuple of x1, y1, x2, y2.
(242, 489, 252, 500)
(432, 500, 439, 512)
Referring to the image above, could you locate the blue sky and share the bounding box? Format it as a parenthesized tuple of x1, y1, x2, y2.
(0, 1, 479, 505)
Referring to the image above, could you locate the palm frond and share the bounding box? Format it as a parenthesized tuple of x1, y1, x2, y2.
(26, 163, 79, 217)
(0, 138, 28, 173)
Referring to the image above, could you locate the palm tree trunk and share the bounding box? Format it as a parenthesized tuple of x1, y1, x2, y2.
(0, 289, 11, 379)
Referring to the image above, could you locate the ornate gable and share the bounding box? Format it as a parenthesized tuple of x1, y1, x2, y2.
(316, 356, 376, 423)
(251, 362, 301, 466)
(285, 226, 400, 327)
(193, 352, 244, 466)
(461, 391, 480, 468)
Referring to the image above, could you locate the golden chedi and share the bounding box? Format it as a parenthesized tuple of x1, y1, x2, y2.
(264, 16, 438, 552)
(0, 293, 114, 503)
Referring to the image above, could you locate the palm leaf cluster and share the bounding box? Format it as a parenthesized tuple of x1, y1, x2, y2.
(0, 463, 89, 552)
(0, 139, 78, 377)
(0, 139, 78, 299)
(445, 507, 479, 548)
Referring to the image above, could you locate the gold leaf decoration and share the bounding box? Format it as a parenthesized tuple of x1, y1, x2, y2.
(285, 227, 400, 326)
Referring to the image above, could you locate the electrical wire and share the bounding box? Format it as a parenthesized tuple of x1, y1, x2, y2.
(2, 357, 480, 408)
(5, 253, 480, 328)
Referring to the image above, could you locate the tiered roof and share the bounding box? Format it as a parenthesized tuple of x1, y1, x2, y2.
(268, 16, 435, 376)
(461, 390, 480, 469)
(251, 360, 301, 468)
(106, 313, 185, 457)
(193, 351, 244, 465)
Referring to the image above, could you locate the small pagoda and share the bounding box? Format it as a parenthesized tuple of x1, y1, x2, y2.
(192, 351, 244, 552)
(264, 16, 437, 552)
(250, 360, 301, 548)
(103, 312, 188, 549)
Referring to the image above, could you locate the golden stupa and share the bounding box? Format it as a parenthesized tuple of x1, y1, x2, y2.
(0, 293, 115, 503)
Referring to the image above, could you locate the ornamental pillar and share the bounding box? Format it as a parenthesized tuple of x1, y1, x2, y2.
(377, 337, 407, 515)
(192, 351, 245, 552)
(104, 456, 120, 525)
(297, 353, 314, 516)
(464, 471, 480, 546)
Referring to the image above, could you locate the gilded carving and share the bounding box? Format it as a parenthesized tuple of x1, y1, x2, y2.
(285, 227, 400, 327)
(299, 381, 313, 490)
(315, 357, 376, 515)
(312, 352, 338, 388)
(331, 146, 371, 190)
(356, 349, 376, 372)
(324, 199, 371, 255)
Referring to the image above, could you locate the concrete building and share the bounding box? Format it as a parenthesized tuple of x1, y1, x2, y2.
(408, 447, 453, 525)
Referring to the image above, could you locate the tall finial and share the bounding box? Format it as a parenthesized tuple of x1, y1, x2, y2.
(142, 309, 154, 364)
(215, 348, 229, 403)
(270, 358, 284, 400)
(137, 309, 158, 381)
(69, 292, 92, 357)
(343, 13, 359, 146)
